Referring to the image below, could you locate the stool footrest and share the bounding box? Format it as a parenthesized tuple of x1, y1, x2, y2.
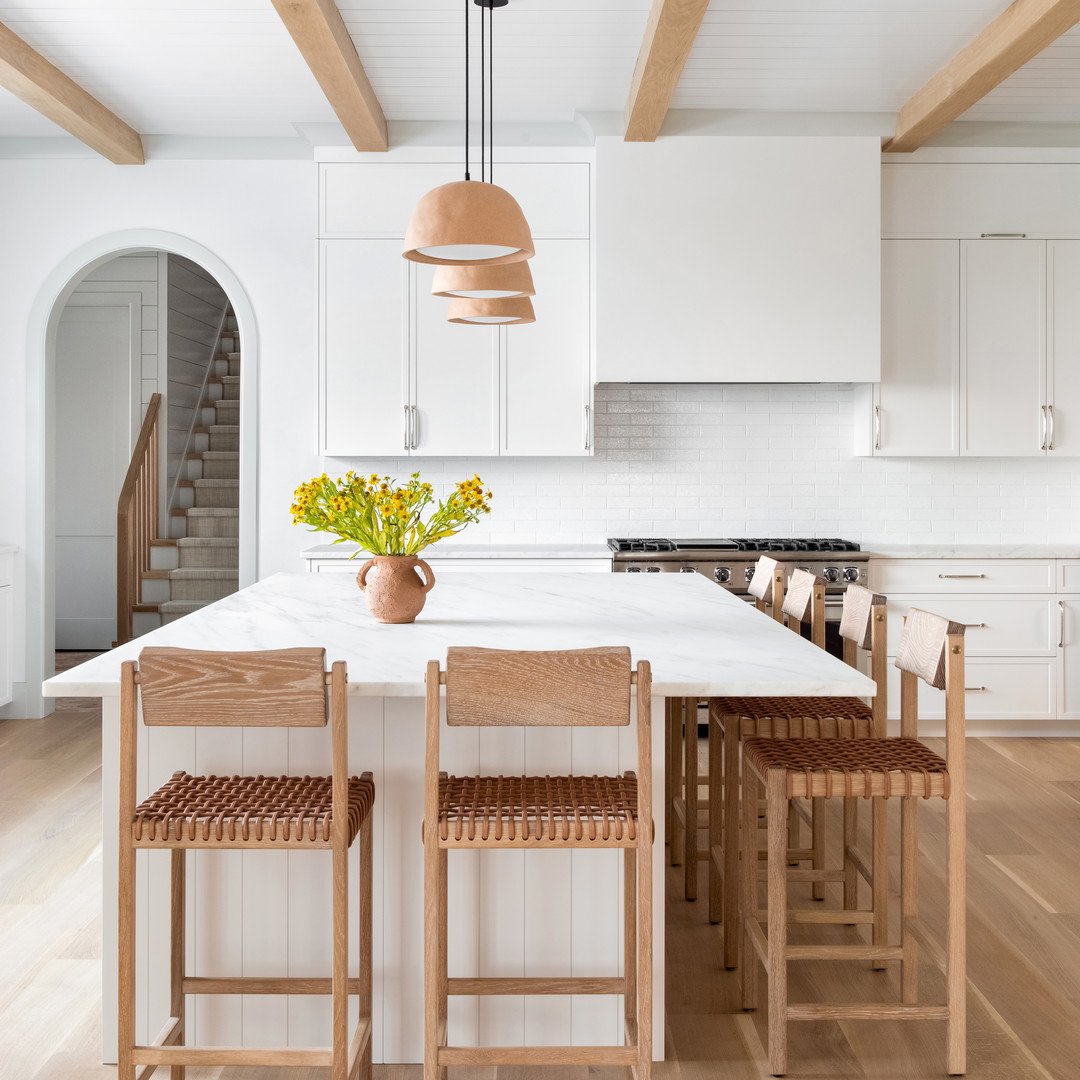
(439, 1045, 638, 1066)
(132, 1046, 332, 1067)
(448, 976, 625, 996)
(786, 943, 903, 961)
(182, 976, 363, 995)
(756, 908, 876, 924)
(787, 1003, 949, 1021)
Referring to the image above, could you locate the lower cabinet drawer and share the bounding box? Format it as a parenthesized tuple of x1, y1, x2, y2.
(886, 657, 1056, 722)
(871, 558, 1055, 594)
(884, 596, 1053, 656)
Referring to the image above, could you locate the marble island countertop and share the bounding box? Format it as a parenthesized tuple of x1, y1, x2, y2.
(43, 570, 873, 700)
(301, 542, 612, 560)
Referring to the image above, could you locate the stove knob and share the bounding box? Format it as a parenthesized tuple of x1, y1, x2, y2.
(645, 566, 661, 573)
(843, 566, 862, 583)
(626, 566, 642, 573)
(744, 567, 756, 583)
(680, 566, 697, 573)
(822, 566, 840, 583)
(797, 565, 811, 574)
(714, 566, 732, 584)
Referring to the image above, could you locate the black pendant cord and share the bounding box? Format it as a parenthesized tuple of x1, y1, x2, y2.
(480, 1, 486, 184)
(488, 1, 494, 186)
(463, 0, 470, 180)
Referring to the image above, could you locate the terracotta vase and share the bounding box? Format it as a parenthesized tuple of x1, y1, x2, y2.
(356, 555, 436, 624)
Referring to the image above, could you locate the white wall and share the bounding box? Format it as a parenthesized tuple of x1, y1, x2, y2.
(318, 381, 1080, 550)
(0, 158, 316, 718)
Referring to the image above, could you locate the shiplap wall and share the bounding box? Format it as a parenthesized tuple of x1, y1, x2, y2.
(322, 382, 1080, 549)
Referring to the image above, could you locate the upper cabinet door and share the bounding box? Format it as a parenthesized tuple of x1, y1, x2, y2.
(875, 240, 959, 457)
(502, 240, 591, 456)
(961, 240, 1045, 457)
(411, 264, 500, 457)
(1048, 241, 1080, 457)
(320, 240, 409, 456)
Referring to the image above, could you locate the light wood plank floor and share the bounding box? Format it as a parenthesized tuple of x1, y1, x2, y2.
(2, 664, 1078, 1079)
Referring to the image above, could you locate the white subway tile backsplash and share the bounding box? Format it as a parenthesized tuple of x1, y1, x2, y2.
(325, 383, 1080, 547)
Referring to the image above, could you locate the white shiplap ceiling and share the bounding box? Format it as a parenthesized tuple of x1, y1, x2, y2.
(0, 0, 1077, 143)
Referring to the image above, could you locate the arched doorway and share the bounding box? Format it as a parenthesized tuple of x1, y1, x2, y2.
(23, 230, 258, 717)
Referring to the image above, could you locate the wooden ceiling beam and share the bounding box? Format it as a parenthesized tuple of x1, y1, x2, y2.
(271, 0, 388, 152)
(0, 20, 143, 164)
(885, 0, 1080, 153)
(624, 0, 710, 142)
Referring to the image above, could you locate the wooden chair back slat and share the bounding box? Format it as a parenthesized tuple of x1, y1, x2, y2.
(839, 585, 886, 651)
(781, 569, 822, 624)
(444, 646, 632, 727)
(895, 609, 966, 691)
(137, 646, 328, 727)
(748, 554, 785, 617)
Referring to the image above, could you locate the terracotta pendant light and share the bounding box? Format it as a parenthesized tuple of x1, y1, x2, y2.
(448, 296, 535, 324)
(402, 0, 534, 268)
(432, 259, 535, 299)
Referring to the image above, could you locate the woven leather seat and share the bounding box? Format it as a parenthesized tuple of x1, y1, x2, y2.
(742, 737, 950, 799)
(713, 696, 873, 738)
(133, 770, 376, 845)
(437, 772, 638, 843)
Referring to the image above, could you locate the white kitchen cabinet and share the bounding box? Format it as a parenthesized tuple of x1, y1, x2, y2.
(595, 136, 880, 382)
(0, 549, 12, 708)
(501, 240, 590, 456)
(862, 240, 959, 456)
(318, 162, 592, 458)
(1054, 563, 1080, 721)
(960, 240, 1045, 457)
(1047, 241, 1080, 456)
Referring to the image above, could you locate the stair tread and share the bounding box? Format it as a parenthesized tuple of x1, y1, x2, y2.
(192, 478, 238, 487)
(174, 507, 239, 517)
(177, 536, 238, 546)
(142, 569, 172, 580)
(132, 603, 161, 613)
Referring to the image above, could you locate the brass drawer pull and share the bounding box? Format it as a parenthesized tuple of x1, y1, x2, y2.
(963, 622, 986, 628)
(965, 686, 988, 692)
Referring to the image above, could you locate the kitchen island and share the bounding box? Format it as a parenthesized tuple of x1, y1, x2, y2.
(44, 570, 874, 1063)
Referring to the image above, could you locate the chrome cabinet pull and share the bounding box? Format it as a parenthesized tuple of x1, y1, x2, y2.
(965, 686, 988, 692)
(1048, 404, 1056, 451)
(1060, 599, 1066, 649)
(1041, 405, 1048, 451)
(411, 405, 418, 450)
(873, 405, 881, 451)
(584, 404, 591, 451)
(938, 573, 985, 579)
(403, 404, 410, 451)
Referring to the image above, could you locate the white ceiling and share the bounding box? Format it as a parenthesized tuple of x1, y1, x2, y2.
(0, 0, 1076, 143)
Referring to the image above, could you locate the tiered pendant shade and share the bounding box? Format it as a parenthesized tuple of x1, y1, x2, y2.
(403, 181, 535, 266)
(432, 259, 535, 299)
(448, 296, 535, 324)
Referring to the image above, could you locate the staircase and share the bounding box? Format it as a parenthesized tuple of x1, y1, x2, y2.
(132, 316, 241, 636)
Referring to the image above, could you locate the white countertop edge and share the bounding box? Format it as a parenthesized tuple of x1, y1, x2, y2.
(866, 544, 1080, 559)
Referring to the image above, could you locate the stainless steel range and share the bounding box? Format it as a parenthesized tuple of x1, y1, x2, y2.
(607, 538, 869, 596)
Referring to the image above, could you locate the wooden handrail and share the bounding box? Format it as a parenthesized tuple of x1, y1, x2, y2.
(115, 393, 162, 646)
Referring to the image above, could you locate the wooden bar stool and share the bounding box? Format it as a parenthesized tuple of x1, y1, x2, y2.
(740, 609, 966, 1077)
(670, 556, 787, 899)
(118, 647, 374, 1080)
(423, 646, 653, 1079)
(708, 582, 887, 968)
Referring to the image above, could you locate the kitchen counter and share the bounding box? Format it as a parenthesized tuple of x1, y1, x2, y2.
(45, 572, 872, 1064)
(300, 541, 612, 562)
(866, 544, 1080, 559)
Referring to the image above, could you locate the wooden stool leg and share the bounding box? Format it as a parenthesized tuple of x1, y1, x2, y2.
(437, 848, 448, 1080)
(684, 698, 698, 900)
(636, 829, 653, 1080)
(740, 770, 759, 1010)
(669, 699, 684, 867)
(118, 839, 136, 1080)
(624, 847, 637, 1031)
(332, 840, 348, 1080)
(811, 796, 826, 901)
(665, 699, 674, 850)
(708, 712, 723, 924)
(946, 788, 967, 1075)
(767, 773, 789, 1078)
(170, 849, 186, 1080)
(871, 798, 889, 972)
(359, 816, 374, 1080)
(424, 834, 441, 1080)
(786, 802, 800, 866)
(842, 799, 858, 912)
(723, 718, 741, 969)
(900, 798, 919, 1004)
